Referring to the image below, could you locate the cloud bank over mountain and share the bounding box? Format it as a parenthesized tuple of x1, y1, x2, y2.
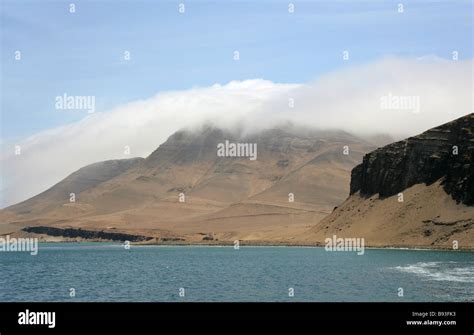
(1, 57, 472, 207)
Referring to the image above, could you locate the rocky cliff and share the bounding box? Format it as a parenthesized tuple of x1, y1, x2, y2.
(22, 226, 152, 242)
(350, 113, 474, 205)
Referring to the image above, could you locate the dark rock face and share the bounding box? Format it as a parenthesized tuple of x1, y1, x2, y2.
(350, 113, 474, 206)
(22, 226, 152, 242)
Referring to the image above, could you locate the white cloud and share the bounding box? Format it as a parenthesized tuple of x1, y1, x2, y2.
(1, 57, 472, 207)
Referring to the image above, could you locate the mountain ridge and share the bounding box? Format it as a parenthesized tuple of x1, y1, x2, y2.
(3, 115, 472, 248)
(0, 125, 373, 242)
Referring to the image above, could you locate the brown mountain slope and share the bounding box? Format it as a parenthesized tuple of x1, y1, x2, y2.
(1, 158, 143, 229)
(1, 125, 373, 242)
(301, 113, 474, 249)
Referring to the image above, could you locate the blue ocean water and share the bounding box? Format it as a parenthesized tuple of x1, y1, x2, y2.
(0, 243, 473, 302)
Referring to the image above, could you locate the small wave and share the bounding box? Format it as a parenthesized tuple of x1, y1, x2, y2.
(393, 261, 474, 283)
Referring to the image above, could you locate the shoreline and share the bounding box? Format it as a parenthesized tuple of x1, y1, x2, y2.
(6, 227, 473, 251)
(31, 239, 474, 252)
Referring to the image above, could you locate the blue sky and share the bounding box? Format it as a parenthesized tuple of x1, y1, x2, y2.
(1, 0, 473, 142)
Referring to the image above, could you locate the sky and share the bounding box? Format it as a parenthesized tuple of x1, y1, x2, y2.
(0, 0, 473, 206)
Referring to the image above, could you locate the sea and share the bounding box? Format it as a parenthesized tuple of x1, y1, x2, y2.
(0, 243, 473, 302)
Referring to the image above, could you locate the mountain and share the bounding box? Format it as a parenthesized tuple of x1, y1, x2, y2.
(0, 125, 374, 242)
(8, 158, 144, 216)
(302, 114, 474, 249)
(0, 158, 143, 235)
